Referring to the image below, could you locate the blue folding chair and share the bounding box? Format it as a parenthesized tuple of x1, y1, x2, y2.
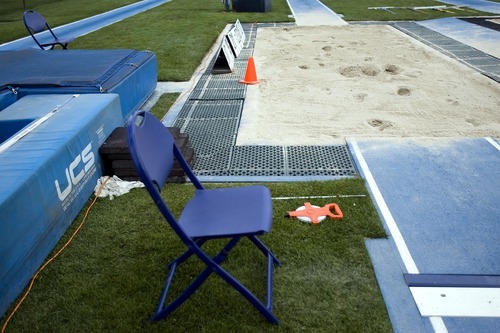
(23, 10, 75, 50)
(126, 110, 281, 323)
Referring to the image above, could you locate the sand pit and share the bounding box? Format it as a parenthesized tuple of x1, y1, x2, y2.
(236, 25, 500, 146)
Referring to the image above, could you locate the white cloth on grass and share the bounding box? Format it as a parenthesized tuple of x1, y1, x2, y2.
(94, 175, 144, 199)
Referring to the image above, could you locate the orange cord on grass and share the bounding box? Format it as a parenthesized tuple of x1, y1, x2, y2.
(1, 176, 111, 333)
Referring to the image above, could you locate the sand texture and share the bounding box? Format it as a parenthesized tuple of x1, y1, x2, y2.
(236, 25, 500, 145)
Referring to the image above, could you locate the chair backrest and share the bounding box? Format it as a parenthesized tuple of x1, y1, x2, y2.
(127, 111, 176, 191)
(23, 10, 61, 50)
(23, 10, 50, 34)
(126, 110, 203, 225)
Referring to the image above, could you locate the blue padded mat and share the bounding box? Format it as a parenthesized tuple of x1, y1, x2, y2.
(1, 49, 143, 89)
(0, 94, 123, 317)
(0, 49, 157, 121)
(0, 88, 17, 111)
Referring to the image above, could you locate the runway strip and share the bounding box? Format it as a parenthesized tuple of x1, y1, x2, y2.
(349, 137, 500, 332)
(0, 0, 171, 51)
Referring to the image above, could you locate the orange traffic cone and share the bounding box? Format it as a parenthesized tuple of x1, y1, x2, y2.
(239, 56, 260, 85)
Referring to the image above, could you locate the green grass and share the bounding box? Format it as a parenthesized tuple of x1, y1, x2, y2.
(324, 0, 493, 21)
(2, 0, 494, 81)
(1, 0, 293, 81)
(69, 0, 293, 81)
(2, 0, 496, 331)
(0, 0, 141, 44)
(1, 179, 391, 333)
(149, 93, 181, 119)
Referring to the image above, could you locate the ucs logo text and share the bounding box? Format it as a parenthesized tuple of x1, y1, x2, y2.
(54, 142, 95, 202)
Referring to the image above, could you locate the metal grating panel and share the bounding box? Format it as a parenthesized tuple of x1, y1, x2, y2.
(182, 118, 239, 136)
(287, 146, 356, 175)
(446, 49, 490, 59)
(189, 135, 235, 156)
(193, 146, 232, 171)
(423, 36, 459, 46)
(391, 22, 500, 84)
(238, 49, 254, 59)
(227, 168, 286, 177)
(288, 169, 357, 177)
(174, 23, 359, 180)
(177, 100, 242, 120)
(190, 76, 247, 100)
(465, 57, 500, 67)
(231, 146, 285, 170)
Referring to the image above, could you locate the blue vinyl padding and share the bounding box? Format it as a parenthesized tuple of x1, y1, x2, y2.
(350, 138, 500, 275)
(365, 239, 428, 333)
(0, 94, 123, 317)
(350, 138, 500, 332)
(0, 89, 18, 112)
(0, 49, 157, 121)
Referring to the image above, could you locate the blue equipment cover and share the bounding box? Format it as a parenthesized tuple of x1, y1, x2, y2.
(0, 49, 157, 120)
(0, 88, 17, 112)
(0, 94, 123, 317)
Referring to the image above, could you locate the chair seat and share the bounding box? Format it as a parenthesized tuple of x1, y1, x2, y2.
(179, 185, 273, 239)
(56, 36, 76, 44)
(43, 36, 75, 46)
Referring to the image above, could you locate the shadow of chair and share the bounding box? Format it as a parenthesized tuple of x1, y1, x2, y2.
(126, 110, 281, 323)
(23, 10, 75, 50)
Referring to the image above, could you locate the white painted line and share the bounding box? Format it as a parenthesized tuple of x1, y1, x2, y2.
(350, 141, 448, 333)
(429, 317, 449, 333)
(272, 194, 366, 200)
(350, 141, 419, 274)
(410, 287, 500, 317)
(485, 137, 500, 151)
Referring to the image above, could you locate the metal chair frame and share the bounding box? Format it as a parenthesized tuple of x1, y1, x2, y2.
(23, 10, 75, 50)
(126, 110, 281, 323)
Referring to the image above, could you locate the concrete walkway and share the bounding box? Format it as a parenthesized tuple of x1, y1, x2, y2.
(440, 0, 500, 14)
(286, 0, 347, 26)
(418, 17, 500, 59)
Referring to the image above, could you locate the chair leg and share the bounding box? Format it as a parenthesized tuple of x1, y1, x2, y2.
(153, 236, 280, 324)
(210, 236, 280, 324)
(248, 235, 281, 266)
(152, 237, 241, 321)
(247, 235, 281, 310)
(165, 239, 206, 269)
(215, 258, 280, 324)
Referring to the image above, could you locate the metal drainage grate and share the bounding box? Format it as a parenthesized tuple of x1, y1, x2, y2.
(176, 100, 243, 120)
(190, 144, 357, 178)
(190, 74, 247, 100)
(177, 118, 239, 136)
(193, 146, 232, 171)
(189, 135, 236, 157)
(392, 22, 500, 83)
(287, 146, 357, 177)
(175, 23, 359, 179)
(231, 146, 285, 170)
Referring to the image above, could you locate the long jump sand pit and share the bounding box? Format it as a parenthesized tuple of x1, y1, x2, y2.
(236, 25, 500, 146)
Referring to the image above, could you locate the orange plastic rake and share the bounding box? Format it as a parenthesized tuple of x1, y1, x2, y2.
(286, 202, 343, 224)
